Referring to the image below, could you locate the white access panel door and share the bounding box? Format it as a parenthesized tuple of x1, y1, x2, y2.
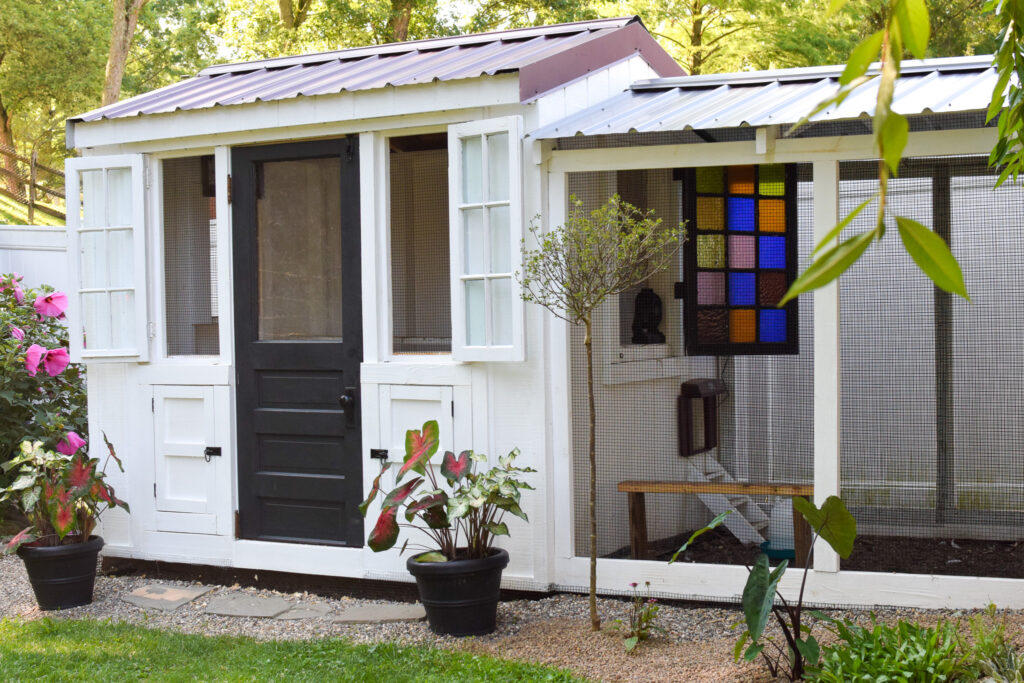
(378, 385, 473, 464)
(153, 385, 222, 534)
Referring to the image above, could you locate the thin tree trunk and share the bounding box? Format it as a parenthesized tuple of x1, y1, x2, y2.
(689, 2, 704, 76)
(102, 0, 149, 106)
(277, 0, 312, 29)
(585, 318, 599, 631)
(0, 96, 18, 196)
(386, 0, 414, 42)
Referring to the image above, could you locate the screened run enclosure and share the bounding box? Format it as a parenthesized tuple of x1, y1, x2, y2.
(567, 154, 1024, 579)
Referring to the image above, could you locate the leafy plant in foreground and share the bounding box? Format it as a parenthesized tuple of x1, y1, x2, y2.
(610, 581, 664, 653)
(962, 604, 1024, 682)
(360, 420, 534, 561)
(734, 496, 856, 680)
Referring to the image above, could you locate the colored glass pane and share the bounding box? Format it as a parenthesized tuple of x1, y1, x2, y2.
(697, 272, 725, 305)
(759, 164, 786, 196)
(697, 235, 725, 268)
(697, 309, 728, 344)
(696, 196, 724, 231)
(729, 235, 755, 269)
(729, 272, 755, 305)
(759, 272, 787, 307)
(727, 197, 755, 231)
(759, 199, 786, 232)
(730, 309, 756, 343)
(696, 167, 724, 193)
(727, 165, 755, 194)
(759, 236, 786, 269)
(760, 309, 787, 342)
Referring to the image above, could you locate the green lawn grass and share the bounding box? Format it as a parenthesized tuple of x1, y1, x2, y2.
(0, 618, 586, 682)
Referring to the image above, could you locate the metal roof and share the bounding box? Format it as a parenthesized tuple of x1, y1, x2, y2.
(71, 17, 683, 124)
(529, 55, 999, 139)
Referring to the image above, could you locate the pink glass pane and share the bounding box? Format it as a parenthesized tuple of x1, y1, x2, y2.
(729, 235, 755, 269)
(697, 272, 725, 305)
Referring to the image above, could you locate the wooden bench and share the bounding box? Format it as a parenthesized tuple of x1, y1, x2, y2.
(617, 481, 815, 567)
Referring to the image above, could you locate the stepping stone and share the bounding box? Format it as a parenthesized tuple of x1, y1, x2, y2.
(204, 593, 293, 618)
(124, 584, 213, 612)
(332, 603, 426, 624)
(275, 603, 332, 620)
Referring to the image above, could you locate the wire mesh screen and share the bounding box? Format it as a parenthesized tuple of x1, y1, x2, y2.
(839, 155, 1024, 577)
(390, 138, 451, 354)
(163, 156, 219, 356)
(568, 166, 814, 567)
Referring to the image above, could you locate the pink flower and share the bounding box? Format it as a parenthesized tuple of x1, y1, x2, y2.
(42, 348, 69, 376)
(13, 284, 23, 304)
(25, 344, 45, 377)
(34, 292, 68, 318)
(10, 326, 23, 340)
(56, 431, 86, 455)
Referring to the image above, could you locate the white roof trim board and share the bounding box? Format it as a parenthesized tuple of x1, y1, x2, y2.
(528, 55, 999, 139)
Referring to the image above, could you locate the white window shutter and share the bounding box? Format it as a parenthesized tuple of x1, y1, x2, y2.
(65, 155, 149, 362)
(448, 116, 525, 362)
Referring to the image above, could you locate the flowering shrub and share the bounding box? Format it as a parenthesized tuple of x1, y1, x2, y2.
(610, 581, 664, 653)
(0, 273, 86, 476)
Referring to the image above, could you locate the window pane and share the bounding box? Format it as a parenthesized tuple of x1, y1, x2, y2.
(108, 229, 134, 288)
(463, 207, 485, 274)
(106, 168, 133, 227)
(257, 157, 343, 340)
(80, 231, 106, 289)
(491, 277, 512, 345)
(82, 292, 111, 350)
(486, 132, 509, 201)
(81, 171, 103, 228)
(461, 137, 482, 204)
(465, 279, 485, 345)
(489, 205, 510, 273)
(110, 290, 135, 348)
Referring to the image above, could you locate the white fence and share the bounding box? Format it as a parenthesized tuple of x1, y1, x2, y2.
(0, 225, 69, 293)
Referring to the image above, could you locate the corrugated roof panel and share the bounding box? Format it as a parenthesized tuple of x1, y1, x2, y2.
(529, 56, 999, 139)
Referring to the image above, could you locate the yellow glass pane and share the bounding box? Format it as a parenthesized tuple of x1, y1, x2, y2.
(759, 199, 787, 233)
(697, 234, 725, 268)
(696, 196, 724, 231)
(696, 167, 724, 194)
(759, 164, 786, 196)
(727, 166, 755, 194)
(730, 309, 756, 343)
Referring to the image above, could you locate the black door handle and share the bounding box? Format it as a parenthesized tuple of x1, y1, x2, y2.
(339, 389, 356, 427)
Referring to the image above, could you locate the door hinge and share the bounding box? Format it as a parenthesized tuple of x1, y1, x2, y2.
(451, 400, 454, 417)
(151, 397, 155, 412)
(234, 510, 241, 538)
(226, 174, 232, 205)
(153, 482, 156, 498)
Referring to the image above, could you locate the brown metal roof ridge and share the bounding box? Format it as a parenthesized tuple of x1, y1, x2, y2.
(199, 16, 641, 76)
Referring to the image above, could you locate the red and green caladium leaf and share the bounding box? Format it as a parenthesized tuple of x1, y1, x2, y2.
(397, 420, 439, 477)
(51, 500, 75, 539)
(405, 493, 446, 522)
(102, 430, 124, 472)
(381, 477, 423, 509)
(441, 450, 472, 483)
(358, 462, 393, 517)
(367, 506, 400, 552)
(3, 527, 36, 555)
(68, 455, 96, 491)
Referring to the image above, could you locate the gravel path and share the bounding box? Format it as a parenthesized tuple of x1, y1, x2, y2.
(3, 554, 1024, 682)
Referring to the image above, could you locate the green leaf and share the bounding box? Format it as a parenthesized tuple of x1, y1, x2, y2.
(398, 420, 440, 477)
(743, 643, 764, 663)
(826, 0, 850, 16)
(486, 521, 509, 536)
(896, 216, 969, 299)
(840, 31, 884, 86)
(669, 511, 731, 563)
(879, 111, 909, 174)
(624, 636, 639, 652)
(779, 230, 876, 305)
(742, 554, 785, 642)
(793, 496, 857, 558)
(812, 194, 878, 256)
(414, 551, 448, 563)
(895, 0, 930, 59)
(367, 507, 400, 552)
(795, 635, 821, 666)
(734, 630, 750, 662)
(9, 473, 35, 491)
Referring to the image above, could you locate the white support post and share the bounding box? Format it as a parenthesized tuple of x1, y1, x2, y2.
(812, 160, 841, 573)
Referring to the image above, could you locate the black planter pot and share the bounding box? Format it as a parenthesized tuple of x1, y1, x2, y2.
(17, 535, 103, 610)
(406, 548, 509, 636)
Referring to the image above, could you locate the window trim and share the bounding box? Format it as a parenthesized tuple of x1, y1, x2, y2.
(66, 154, 149, 362)
(448, 116, 525, 362)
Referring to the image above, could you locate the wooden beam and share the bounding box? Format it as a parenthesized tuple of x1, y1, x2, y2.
(617, 480, 813, 496)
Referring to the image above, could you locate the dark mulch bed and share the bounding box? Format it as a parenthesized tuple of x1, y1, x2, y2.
(607, 526, 1024, 578)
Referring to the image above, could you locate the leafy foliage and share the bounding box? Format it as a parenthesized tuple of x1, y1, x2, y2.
(0, 274, 86, 479)
(987, 0, 1024, 188)
(361, 420, 535, 561)
(609, 581, 664, 653)
(734, 496, 857, 680)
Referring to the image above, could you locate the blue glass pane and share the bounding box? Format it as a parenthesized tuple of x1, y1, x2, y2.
(759, 236, 786, 269)
(760, 309, 787, 342)
(729, 272, 755, 305)
(727, 197, 755, 231)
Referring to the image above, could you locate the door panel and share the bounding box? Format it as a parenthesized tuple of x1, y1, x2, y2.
(233, 138, 363, 546)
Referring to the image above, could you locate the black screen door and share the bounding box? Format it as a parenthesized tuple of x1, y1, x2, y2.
(232, 138, 363, 546)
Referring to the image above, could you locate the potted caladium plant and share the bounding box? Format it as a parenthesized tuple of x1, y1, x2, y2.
(360, 420, 534, 636)
(1, 433, 128, 610)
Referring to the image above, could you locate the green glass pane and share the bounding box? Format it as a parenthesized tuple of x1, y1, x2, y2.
(696, 167, 724, 194)
(759, 164, 786, 196)
(697, 234, 725, 269)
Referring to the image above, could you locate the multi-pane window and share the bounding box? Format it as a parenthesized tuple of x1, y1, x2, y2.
(448, 117, 524, 361)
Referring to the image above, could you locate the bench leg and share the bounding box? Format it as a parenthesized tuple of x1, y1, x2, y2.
(628, 492, 648, 560)
(792, 498, 812, 568)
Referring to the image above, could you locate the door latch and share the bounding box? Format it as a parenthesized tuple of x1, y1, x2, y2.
(204, 446, 222, 463)
(370, 449, 388, 461)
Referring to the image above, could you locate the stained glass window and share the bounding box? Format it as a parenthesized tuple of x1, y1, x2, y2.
(680, 164, 798, 355)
